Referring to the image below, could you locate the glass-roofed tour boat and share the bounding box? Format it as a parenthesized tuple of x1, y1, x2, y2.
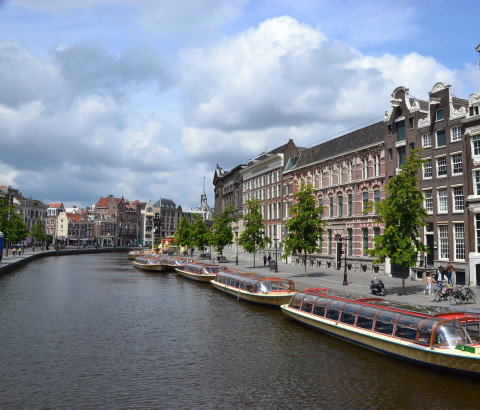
(281, 289, 480, 375)
(176, 263, 227, 283)
(132, 255, 169, 272)
(210, 271, 296, 306)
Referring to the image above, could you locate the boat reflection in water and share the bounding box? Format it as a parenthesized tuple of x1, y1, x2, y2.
(282, 289, 480, 376)
(176, 263, 227, 283)
(211, 271, 296, 306)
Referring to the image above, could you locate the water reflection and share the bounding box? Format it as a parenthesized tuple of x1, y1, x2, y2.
(0, 253, 479, 409)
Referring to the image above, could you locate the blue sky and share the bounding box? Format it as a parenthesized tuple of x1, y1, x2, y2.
(0, 0, 479, 210)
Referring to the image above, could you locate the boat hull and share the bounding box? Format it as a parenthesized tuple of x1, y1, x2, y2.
(176, 269, 216, 283)
(281, 305, 480, 376)
(211, 281, 295, 306)
(132, 262, 168, 272)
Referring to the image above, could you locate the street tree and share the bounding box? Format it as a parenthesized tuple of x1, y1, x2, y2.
(282, 183, 327, 278)
(30, 218, 48, 246)
(0, 199, 28, 247)
(175, 217, 194, 252)
(239, 198, 271, 267)
(191, 215, 211, 253)
(210, 206, 237, 256)
(368, 149, 429, 295)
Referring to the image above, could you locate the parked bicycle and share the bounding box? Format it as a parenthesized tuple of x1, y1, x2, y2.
(430, 283, 453, 302)
(450, 285, 477, 305)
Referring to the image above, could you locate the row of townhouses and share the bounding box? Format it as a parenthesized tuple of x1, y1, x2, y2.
(1, 187, 213, 249)
(213, 48, 480, 285)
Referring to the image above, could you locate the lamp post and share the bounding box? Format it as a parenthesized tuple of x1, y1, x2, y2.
(341, 236, 352, 285)
(235, 230, 239, 265)
(274, 236, 278, 273)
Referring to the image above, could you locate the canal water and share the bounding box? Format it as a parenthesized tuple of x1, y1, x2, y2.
(1, 253, 479, 409)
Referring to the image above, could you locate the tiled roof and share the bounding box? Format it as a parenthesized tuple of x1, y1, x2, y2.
(452, 96, 468, 110)
(409, 97, 429, 111)
(294, 121, 384, 169)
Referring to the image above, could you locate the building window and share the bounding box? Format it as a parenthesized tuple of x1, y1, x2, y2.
(338, 166, 343, 184)
(436, 156, 447, 177)
(474, 171, 480, 195)
(451, 154, 463, 175)
(374, 156, 380, 177)
(451, 125, 462, 142)
(374, 227, 380, 240)
(388, 125, 392, 135)
(436, 130, 446, 147)
(409, 117, 414, 128)
(329, 168, 333, 186)
(437, 188, 448, 213)
(397, 120, 405, 142)
(374, 190, 380, 213)
(348, 194, 353, 216)
(453, 187, 464, 212)
(439, 225, 449, 259)
(424, 190, 433, 213)
(362, 159, 368, 179)
(422, 133, 431, 147)
(328, 230, 332, 255)
(362, 191, 369, 213)
(348, 163, 352, 182)
(477, 215, 480, 253)
(473, 135, 480, 156)
(398, 146, 406, 167)
(388, 148, 392, 161)
(362, 228, 369, 254)
(436, 108, 444, 121)
(337, 195, 343, 217)
(423, 159, 432, 179)
(454, 224, 465, 261)
(329, 197, 334, 218)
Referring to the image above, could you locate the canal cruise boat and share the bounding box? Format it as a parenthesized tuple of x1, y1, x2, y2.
(163, 256, 194, 270)
(210, 271, 296, 306)
(127, 250, 145, 259)
(176, 263, 227, 283)
(281, 289, 480, 376)
(132, 255, 169, 272)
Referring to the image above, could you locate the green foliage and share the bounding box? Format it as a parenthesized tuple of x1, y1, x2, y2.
(239, 198, 271, 267)
(368, 150, 429, 294)
(282, 183, 327, 278)
(0, 199, 28, 245)
(190, 216, 211, 252)
(210, 206, 237, 255)
(175, 217, 194, 248)
(30, 218, 48, 243)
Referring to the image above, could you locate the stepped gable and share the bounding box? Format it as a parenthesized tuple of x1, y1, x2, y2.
(295, 121, 384, 169)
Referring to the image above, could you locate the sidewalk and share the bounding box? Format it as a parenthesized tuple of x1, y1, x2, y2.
(201, 250, 480, 313)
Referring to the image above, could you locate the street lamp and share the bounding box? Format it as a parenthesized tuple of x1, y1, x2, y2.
(274, 236, 278, 273)
(235, 230, 239, 265)
(341, 236, 352, 285)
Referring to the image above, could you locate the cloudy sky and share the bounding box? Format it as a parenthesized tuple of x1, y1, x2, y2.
(0, 0, 479, 210)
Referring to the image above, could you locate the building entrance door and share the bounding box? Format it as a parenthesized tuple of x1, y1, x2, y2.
(426, 234, 434, 266)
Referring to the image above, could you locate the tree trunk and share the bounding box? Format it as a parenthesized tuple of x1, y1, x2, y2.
(402, 265, 406, 295)
(304, 250, 307, 279)
(253, 252, 256, 268)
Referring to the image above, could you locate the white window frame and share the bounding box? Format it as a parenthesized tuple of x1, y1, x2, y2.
(436, 129, 446, 147)
(451, 125, 462, 142)
(439, 225, 449, 260)
(453, 186, 464, 212)
(436, 156, 447, 177)
(422, 133, 431, 148)
(436, 108, 444, 121)
(362, 159, 368, 179)
(423, 159, 432, 179)
(454, 223, 465, 261)
(423, 189, 433, 213)
(451, 154, 463, 175)
(437, 188, 448, 213)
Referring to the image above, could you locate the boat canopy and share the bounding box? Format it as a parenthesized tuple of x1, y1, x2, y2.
(182, 264, 225, 274)
(215, 271, 295, 293)
(289, 292, 478, 348)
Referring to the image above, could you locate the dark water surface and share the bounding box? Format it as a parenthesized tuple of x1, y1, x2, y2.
(1, 253, 479, 409)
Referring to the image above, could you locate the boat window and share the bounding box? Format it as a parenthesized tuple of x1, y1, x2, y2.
(245, 283, 254, 292)
(289, 293, 304, 309)
(301, 295, 317, 314)
(340, 304, 361, 325)
(416, 319, 440, 346)
(356, 307, 379, 330)
(394, 315, 424, 341)
(433, 320, 473, 347)
(374, 311, 401, 335)
(463, 322, 480, 342)
(325, 300, 346, 321)
(312, 297, 329, 317)
(256, 282, 269, 293)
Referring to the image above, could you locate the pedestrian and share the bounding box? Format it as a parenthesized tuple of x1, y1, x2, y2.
(436, 266, 444, 287)
(268, 254, 272, 264)
(263, 254, 267, 266)
(424, 273, 433, 295)
(32, 244, 35, 252)
(446, 261, 454, 285)
(13, 246, 16, 256)
(18, 247, 21, 256)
